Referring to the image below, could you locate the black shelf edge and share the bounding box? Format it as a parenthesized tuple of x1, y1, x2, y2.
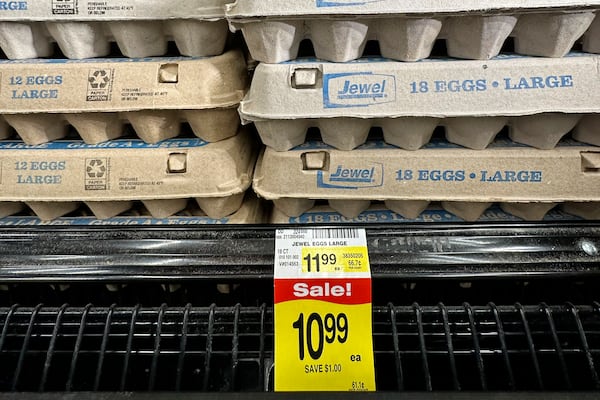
(0, 393, 598, 400)
(0, 222, 599, 282)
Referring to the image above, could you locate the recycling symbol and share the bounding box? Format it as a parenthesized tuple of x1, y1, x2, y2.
(88, 70, 110, 89)
(87, 159, 106, 178)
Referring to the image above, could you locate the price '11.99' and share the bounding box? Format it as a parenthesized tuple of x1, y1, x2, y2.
(303, 252, 337, 272)
(292, 312, 348, 360)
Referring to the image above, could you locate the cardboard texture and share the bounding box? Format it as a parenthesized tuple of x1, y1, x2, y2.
(0, 193, 268, 225)
(0, 0, 232, 59)
(270, 203, 586, 223)
(0, 131, 257, 220)
(240, 54, 600, 151)
(253, 139, 600, 220)
(0, 50, 247, 145)
(226, 0, 600, 62)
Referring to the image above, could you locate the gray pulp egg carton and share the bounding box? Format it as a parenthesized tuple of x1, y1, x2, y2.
(240, 54, 600, 151)
(253, 139, 600, 220)
(0, 50, 248, 145)
(0, 0, 232, 59)
(226, 0, 600, 63)
(270, 203, 589, 223)
(0, 130, 257, 221)
(0, 192, 268, 225)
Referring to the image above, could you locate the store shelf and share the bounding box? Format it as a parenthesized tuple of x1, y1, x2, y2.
(1, 303, 599, 392)
(0, 222, 599, 282)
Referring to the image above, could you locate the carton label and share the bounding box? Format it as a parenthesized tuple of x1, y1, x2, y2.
(0, 139, 208, 150)
(84, 158, 109, 190)
(0, 216, 232, 226)
(317, 163, 384, 189)
(285, 207, 581, 224)
(86, 68, 114, 102)
(316, 0, 381, 7)
(0, 0, 226, 19)
(323, 72, 396, 108)
(52, 0, 77, 14)
(0, 1, 27, 11)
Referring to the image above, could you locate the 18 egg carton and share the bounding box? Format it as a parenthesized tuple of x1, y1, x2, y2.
(227, 0, 600, 62)
(253, 139, 600, 220)
(0, 0, 233, 59)
(0, 50, 247, 145)
(252, 113, 599, 151)
(240, 54, 600, 151)
(0, 131, 257, 221)
(270, 202, 596, 223)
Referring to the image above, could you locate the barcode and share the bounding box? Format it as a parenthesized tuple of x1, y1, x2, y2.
(311, 228, 359, 239)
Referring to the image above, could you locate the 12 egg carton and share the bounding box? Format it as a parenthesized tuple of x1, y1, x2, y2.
(0, 50, 247, 145)
(270, 202, 594, 223)
(0, 131, 257, 221)
(253, 139, 600, 219)
(0, 192, 267, 225)
(240, 54, 600, 151)
(0, 0, 232, 59)
(227, 0, 600, 63)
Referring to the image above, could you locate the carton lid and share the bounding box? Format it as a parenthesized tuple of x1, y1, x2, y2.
(1, 50, 248, 113)
(0, 130, 257, 201)
(253, 140, 600, 202)
(240, 54, 600, 121)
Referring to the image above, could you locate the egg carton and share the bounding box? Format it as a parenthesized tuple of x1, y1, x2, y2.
(240, 54, 600, 151)
(0, 0, 232, 59)
(0, 50, 247, 145)
(227, 0, 600, 63)
(0, 131, 257, 221)
(270, 202, 590, 223)
(253, 139, 600, 219)
(0, 192, 267, 224)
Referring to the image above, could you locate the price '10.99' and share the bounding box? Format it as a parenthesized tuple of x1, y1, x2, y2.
(292, 312, 348, 360)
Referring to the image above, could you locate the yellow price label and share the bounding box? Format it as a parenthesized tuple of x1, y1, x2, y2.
(301, 246, 369, 273)
(274, 282, 376, 391)
(275, 228, 375, 392)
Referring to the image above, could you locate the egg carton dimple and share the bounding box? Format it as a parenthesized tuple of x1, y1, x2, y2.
(269, 199, 596, 221)
(2, 107, 240, 145)
(255, 113, 598, 151)
(230, 11, 598, 63)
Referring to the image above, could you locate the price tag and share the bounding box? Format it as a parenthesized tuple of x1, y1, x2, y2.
(274, 228, 376, 392)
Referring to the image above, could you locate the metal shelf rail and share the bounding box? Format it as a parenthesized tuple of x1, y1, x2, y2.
(0, 222, 599, 281)
(0, 303, 599, 392)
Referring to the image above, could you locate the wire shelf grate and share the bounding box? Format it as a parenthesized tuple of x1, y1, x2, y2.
(0, 303, 599, 392)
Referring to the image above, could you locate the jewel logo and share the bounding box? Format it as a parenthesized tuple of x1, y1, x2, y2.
(323, 72, 396, 108)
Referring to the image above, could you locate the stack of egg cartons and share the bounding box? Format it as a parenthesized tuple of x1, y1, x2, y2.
(0, 0, 267, 225)
(227, 0, 600, 224)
